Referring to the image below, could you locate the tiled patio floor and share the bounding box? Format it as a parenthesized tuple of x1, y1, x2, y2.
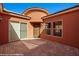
(0, 39, 79, 56)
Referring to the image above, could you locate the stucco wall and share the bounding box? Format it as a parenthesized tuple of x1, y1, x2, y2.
(24, 11, 47, 38)
(0, 13, 9, 44)
(0, 13, 29, 44)
(40, 10, 79, 48)
(26, 11, 47, 22)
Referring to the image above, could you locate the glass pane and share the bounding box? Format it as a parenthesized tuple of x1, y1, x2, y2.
(20, 23, 27, 39)
(45, 23, 51, 28)
(53, 29, 62, 36)
(45, 29, 51, 35)
(48, 23, 51, 28)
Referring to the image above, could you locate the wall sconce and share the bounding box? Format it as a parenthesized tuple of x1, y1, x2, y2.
(0, 16, 3, 21)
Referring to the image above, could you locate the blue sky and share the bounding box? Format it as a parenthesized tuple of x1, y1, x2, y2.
(3, 3, 78, 14)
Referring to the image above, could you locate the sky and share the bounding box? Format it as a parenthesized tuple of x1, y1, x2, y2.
(3, 3, 78, 14)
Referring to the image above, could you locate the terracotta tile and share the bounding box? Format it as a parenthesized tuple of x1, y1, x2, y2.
(0, 39, 79, 56)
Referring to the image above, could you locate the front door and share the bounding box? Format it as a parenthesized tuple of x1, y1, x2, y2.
(33, 24, 40, 38)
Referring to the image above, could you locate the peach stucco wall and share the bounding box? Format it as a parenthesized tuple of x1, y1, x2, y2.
(25, 11, 47, 22)
(24, 11, 47, 38)
(9, 17, 28, 23)
(27, 22, 34, 38)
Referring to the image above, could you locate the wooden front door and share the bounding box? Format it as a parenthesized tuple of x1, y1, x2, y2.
(33, 24, 40, 38)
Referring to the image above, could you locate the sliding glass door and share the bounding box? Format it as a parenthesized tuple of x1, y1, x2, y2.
(9, 21, 27, 42)
(20, 23, 27, 39)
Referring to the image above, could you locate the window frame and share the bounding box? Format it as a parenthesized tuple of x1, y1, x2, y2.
(52, 20, 63, 38)
(45, 22, 51, 35)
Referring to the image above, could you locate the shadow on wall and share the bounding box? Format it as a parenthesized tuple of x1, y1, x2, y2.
(9, 23, 20, 42)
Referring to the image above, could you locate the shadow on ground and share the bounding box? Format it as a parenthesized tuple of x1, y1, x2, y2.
(0, 39, 79, 56)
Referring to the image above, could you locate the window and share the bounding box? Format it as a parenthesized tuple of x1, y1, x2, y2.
(45, 23, 51, 35)
(53, 21, 62, 37)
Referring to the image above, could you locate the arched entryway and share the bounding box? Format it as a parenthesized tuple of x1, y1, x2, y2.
(23, 8, 48, 38)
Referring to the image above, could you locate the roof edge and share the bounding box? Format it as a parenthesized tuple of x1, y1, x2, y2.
(2, 8, 31, 19)
(42, 5, 79, 19)
(23, 7, 48, 15)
